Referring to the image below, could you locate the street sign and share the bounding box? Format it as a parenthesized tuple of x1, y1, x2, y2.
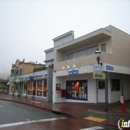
(68, 70, 79, 75)
(93, 65, 105, 79)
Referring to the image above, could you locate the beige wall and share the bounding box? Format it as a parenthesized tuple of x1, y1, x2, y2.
(111, 26, 130, 67)
(54, 26, 130, 71)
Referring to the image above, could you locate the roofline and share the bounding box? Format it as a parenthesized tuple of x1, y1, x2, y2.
(52, 30, 74, 41)
(44, 47, 54, 53)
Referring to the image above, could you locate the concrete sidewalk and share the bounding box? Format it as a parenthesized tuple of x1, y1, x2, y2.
(0, 93, 130, 128)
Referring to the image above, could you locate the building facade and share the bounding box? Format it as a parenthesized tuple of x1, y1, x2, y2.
(52, 25, 130, 103)
(9, 59, 53, 102)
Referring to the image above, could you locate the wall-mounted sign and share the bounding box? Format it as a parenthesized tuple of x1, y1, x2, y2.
(68, 70, 79, 75)
(106, 65, 114, 71)
(30, 76, 33, 81)
(93, 65, 105, 79)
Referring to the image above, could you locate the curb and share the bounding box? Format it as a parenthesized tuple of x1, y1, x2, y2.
(0, 98, 118, 128)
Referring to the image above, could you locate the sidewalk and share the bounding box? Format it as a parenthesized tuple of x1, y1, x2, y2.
(0, 93, 130, 128)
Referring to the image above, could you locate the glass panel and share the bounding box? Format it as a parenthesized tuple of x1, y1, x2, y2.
(98, 81, 105, 89)
(111, 79, 120, 91)
(66, 80, 87, 100)
(86, 45, 98, 55)
(66, 52, 74, 60)
(37, 80, 42, 96)
(75, 49, 86, 58)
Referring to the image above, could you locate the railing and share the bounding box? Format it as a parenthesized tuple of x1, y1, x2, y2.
(54, 52, 114, 71)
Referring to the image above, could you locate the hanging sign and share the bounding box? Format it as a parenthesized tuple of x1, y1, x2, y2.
(93, 65, 105, 79)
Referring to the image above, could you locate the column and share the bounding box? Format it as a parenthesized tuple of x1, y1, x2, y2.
(42, 79, 44, 97)
(36, 80, 37, 96)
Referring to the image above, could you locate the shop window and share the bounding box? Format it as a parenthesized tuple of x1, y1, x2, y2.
(101, 44, 106, 52)
(66, 80, 87, 100)
(28, 81, 33, 95)
(37, 80, 42, 96)
(111, 79, 120, 91)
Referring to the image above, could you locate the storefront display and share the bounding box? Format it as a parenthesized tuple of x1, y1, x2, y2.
(37, 80, 42, 96)
(66, 80, 87, 100)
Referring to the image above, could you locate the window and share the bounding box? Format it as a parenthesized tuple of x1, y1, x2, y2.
(66, 52, 74, 60)
(101, 44, 106, 52)
(86, 45, 98, 55)
(111, 79, 120, 91)
(75, 49, 86, 58)
(66, 80, 87, 100)
(98, 81, 105, 89)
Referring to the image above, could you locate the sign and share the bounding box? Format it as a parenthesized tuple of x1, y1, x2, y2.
(93, 65, 104, 79)
(30, 76, 33, 81)
(106, 65, 114, 71)
(68, 70, 79, 75)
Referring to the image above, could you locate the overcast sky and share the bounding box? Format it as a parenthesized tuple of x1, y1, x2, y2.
(0, 0, 130, 79)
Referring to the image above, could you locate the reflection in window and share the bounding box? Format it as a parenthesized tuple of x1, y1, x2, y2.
(111, 79, 120, 91)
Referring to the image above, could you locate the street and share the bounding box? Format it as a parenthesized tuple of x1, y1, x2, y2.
(0, 100, 118, 130)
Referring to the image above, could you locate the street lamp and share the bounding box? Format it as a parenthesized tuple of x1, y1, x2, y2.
(95, 48, 102, 66)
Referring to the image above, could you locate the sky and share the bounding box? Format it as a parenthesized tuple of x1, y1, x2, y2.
(0, 0, 130, 79)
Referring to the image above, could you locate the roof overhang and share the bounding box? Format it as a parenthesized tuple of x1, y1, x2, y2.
(56, 29, 111, 52)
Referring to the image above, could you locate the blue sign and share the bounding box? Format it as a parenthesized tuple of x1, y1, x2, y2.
(68, 70, 79, 75)
(30, 76, 33, 81)
(106, 65, 114, 71)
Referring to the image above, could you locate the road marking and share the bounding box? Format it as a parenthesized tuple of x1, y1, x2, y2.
(0, 105, 3, 108)
(80, 126, 104, 130)
(84, 116, 106, 122)
(0, 117, 67, 128)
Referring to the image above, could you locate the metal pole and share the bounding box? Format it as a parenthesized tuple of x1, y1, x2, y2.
(104, 72, 108, 111)
(121, 74, 123, 96)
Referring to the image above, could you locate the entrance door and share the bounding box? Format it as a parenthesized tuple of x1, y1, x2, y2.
(97, 80, 105, 103)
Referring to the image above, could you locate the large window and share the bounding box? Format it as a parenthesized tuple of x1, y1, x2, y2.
(75, 49, 86, 58)
(111, 79, 120, 91)
(86, 45, 98, 55)
(66, 80, 87, 100)
(66, 52, 74, 60)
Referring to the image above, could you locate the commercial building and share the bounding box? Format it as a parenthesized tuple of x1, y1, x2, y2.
(9, 59, 53, 102)
(52, 25, 130, 103)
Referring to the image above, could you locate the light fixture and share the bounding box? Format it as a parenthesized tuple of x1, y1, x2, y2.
(95, 48, 101, 54)
(95, 48, 102, 66)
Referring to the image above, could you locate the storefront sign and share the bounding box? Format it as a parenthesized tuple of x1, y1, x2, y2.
(106, 65, 114, 71)
(30, 76, 33, 81)
(93, 65, 104, 79)
(68, 70, 79, 75)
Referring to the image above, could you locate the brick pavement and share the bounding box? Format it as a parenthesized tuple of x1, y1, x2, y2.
(0, 92, 130, 128)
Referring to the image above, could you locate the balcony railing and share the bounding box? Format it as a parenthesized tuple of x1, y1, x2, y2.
(54, 52, 114, 71)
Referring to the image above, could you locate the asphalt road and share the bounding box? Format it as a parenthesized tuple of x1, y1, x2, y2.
(0, 100, 64, 124)
(0, 100, 118, 130)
